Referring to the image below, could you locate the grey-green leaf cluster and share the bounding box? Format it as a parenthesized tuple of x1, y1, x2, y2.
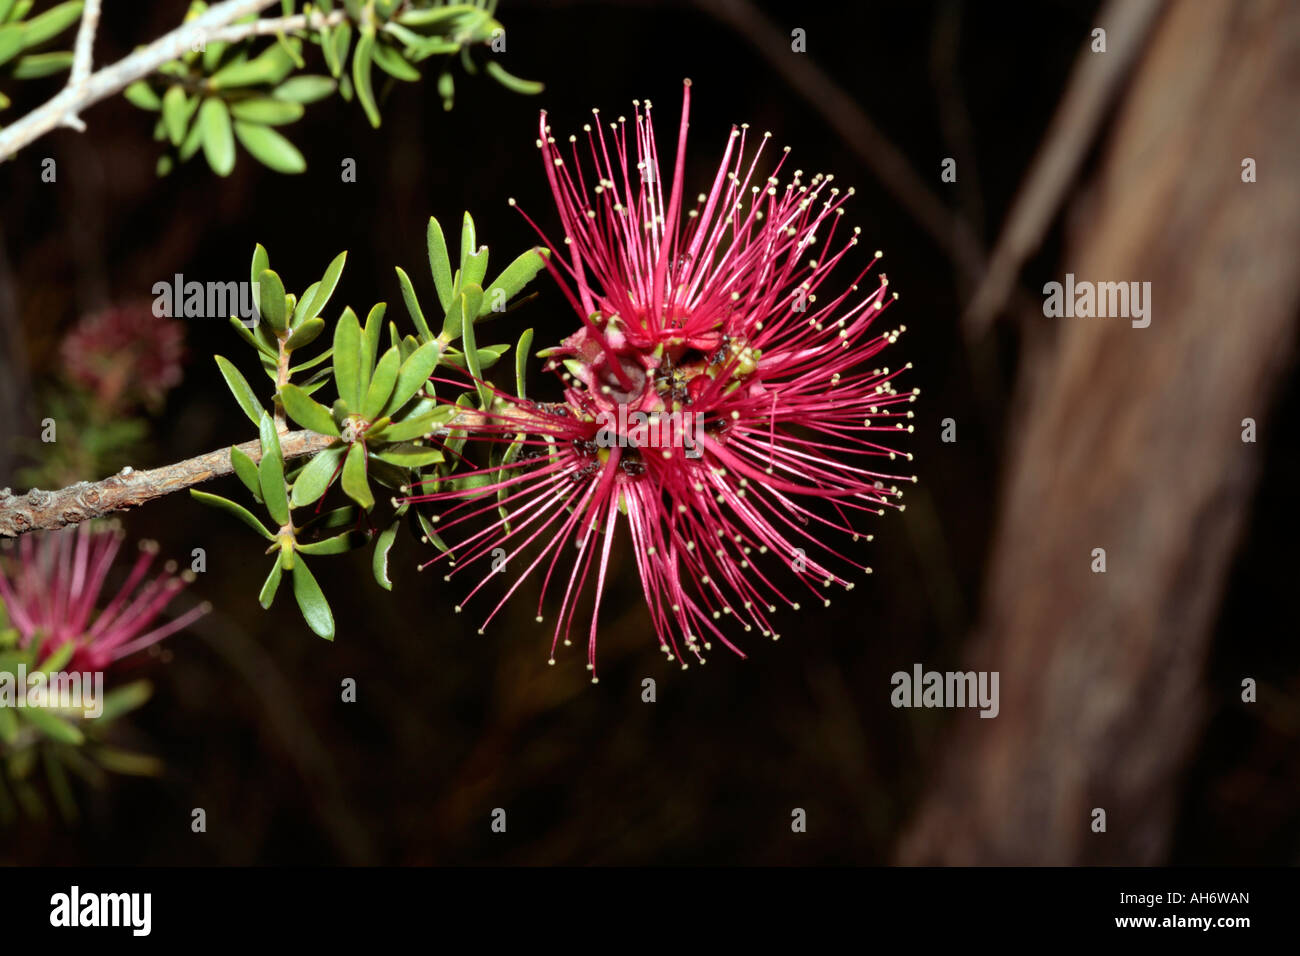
(193, 217, 546, 638)
(0, 0, 83, 113)
(121, 0, 541, 177)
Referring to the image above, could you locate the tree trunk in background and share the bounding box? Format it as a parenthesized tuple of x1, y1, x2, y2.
(898, 0, 1300, 864)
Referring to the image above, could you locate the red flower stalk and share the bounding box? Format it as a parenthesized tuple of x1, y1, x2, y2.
(408, 83, 915, 679)
(0, 524, 208, 673)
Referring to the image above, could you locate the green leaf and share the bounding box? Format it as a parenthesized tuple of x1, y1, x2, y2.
(190, 489, 274, 539)
(0, 25, 23, 69)
(280, 384, 340, 435)
(234, 120, 306, 174)
(230, 97, 304, 126)
(332, 307, 364, 409)
(162, 85, 193, 145)
(394, 266, 432, 341)
(302, 251, 347, 323)
(96, 681, 152, 723)
(272, 74, 336, 103)
(362, 347, 400, 420)
(291, 558, 334, 639)
(251, 243, 270, 291)
(123, 80, 161, 111)
(209, 40, 298, 88)
(484, 60, 544, 95)
(257, 413, 290, 526)
(426, 216, 452, 312)
(20, 0, 81, 48)
(95, 748, 163, 777)
(372, 40, 420, 81)
(372, 520, 399, 590)
(290, 445, 345, 506)
(384, 339, 440, 415)
(352, 28, 380, 128)
(328, 20, 352, 79)
(372, 409, 446, 443)
(21, 707, 82, 746)
(456, 287, 491, 409)
(230, 445, 263, 502)
(214, 355, 264, 426)
(515, 327, 534, 400)
(371, 443, 444, 468)
(482, 248, 548, 317)
(459, 211, 478, 273)
(258, 559, 283, 609)
(256, 268, 288, 333)
(341, 442, 373, 510)
(296, 530, 368, 555)
(198, 97, 236, 177)
(363, 302, 385, 368)
(284, 316, 325, 351)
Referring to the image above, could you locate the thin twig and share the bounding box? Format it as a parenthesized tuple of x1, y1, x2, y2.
(206, 7, 348, 44)
(0, 0, 279, 161)
(0, 429, 335, 537)
(962, 0, 1166, 337)
(65, 0, 102, 126)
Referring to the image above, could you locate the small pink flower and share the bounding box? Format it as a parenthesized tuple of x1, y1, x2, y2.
(410, 84, 915, 679)
(0, 524, 208, 673)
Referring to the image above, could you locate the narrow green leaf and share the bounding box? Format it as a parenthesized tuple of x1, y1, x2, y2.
(302, 251, 347, 323)
(384, 339, 440, 415)
(280, 383, 341, 436)
(230, 445, 263, 502)
(515, 327, 533, 401)
(21, 707, 82, 746)
(459, 211, 478, 273)
(284, 316, 325, 351)
(162, 84, 189, 145)
(257, 268, 287, 333)
(258, 558, 283, 609)
(234, 120, 306, 174)
(371, 409, 445, 443)
(426, 217, 452, 312)
(230, 97, 304, 125)
(214, 355, 263, 426)
(352, 28, 380, 128)
(291, 558, 334, 639)
(94, 748, 163, 777)
(341, 442, 373, 510)
(272, 74, 336, 103)
(97, 681, 152, 723)
(362, 347, 400, 420)
(189, 490, 274, 540)
(290, 445, 345, 507)
(363, 302, 385, 375)
(198, 97, 235, 177)
(258, 413, 290, 527)
(20, 0, 81, 48)
(394, 266, 431, 340)
(123, 80, 161, 111)
(250, 243, 270, 290)
(296, 530, 368, 555)
(484, 60, 544, 95)
(371, 443, 445, 468)
(482, 248, 548, 317)
(372, 40, 420, 81)
(372, 520, 399, 590)
(332, 307, 363, 409)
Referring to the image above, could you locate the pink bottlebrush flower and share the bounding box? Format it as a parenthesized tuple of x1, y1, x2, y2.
(409, 83, 915, 679)
(0, 524, 208, 673)
(60, 303, 185, 412)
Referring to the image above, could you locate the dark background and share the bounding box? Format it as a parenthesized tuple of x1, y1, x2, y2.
(1, 0, 1296, 864)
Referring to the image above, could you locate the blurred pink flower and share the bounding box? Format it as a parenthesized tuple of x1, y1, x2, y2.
(60, 303, 185, 412)
(0, 524, 208, 673)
